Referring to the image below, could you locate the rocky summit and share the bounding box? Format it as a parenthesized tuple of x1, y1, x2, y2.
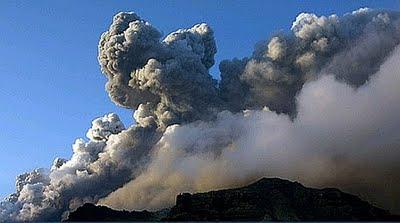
(66, 178, 400, 221)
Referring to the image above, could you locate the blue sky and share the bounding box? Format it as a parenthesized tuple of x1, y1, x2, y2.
(0, 0, 399, 199)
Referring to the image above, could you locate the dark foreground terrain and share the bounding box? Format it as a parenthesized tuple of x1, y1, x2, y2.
(66, 178, 399, 221)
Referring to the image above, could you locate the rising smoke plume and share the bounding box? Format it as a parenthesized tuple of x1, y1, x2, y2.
(1, 8, 400, 222)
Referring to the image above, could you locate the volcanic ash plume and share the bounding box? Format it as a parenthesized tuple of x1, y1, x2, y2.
(1, 8, 400, 222)
(0, 114, 160, 221)
(101, 46, 400, 213)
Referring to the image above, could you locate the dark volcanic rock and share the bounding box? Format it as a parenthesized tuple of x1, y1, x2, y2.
(66, 178, 400, 221)
(166, 178, 398, 221)
(66, 203, 166, 221)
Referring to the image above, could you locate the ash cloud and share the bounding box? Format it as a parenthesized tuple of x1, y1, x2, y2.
(101, 46, 400, 213)
(2, 8, 400, 222)
(1, 114, 160, 221)
(219, 8, 400, 115)
(99, 12, 220, 126)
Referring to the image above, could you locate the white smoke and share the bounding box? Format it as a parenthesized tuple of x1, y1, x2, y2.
(0, 114, 160, 221)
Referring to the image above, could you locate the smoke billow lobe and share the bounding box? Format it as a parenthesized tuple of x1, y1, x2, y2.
(1, 8, 400, 222)
(219, 8, 400, 115)
(99, 12, 220, 127)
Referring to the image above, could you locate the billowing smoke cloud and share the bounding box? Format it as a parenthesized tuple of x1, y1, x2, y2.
(220, 8, 400, 115)
(100, 46, 400, 213)
(0, 114, 160, 221)
(1, 8, 400, 222)
(98, 12, 220, 126)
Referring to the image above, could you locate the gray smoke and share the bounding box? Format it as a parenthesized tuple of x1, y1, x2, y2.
(1, 8, 400, 222)
(101, 46, 400, 213)
(99, 12, 220, 126)
(0, 114, 160, 221)
(219, 8, 400, 115)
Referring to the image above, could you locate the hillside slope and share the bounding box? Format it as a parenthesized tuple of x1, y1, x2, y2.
(67, 178, 399, 221)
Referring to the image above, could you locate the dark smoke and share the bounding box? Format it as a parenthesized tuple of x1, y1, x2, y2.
(98, 12, 220, 126)
(219, 8, 400, 115)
